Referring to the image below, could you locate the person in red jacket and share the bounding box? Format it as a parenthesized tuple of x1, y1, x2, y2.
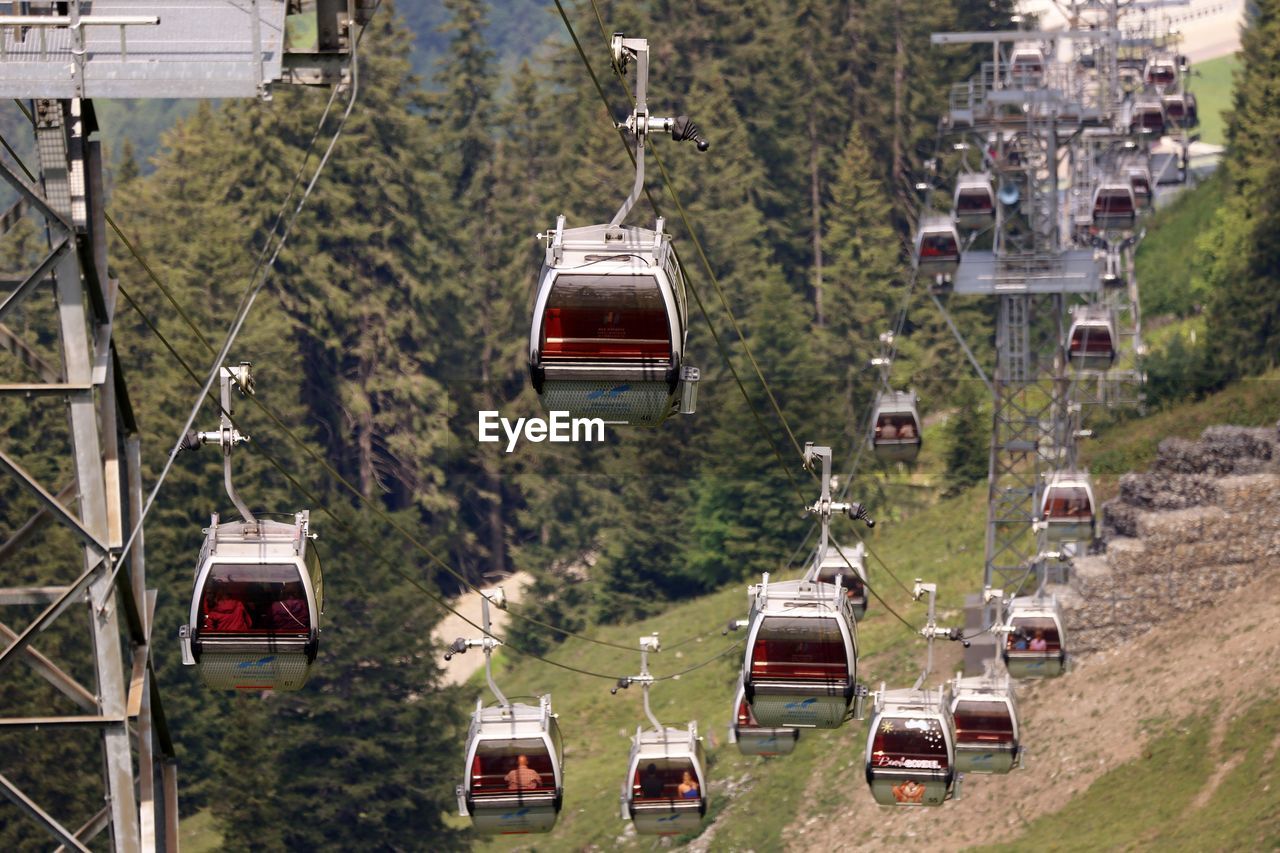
(204, 584, 251, 632)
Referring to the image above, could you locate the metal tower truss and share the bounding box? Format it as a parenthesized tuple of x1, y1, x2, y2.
(0, 4, 366, 851)
(984, 294, 1071, 591)
(0, 98, 176, 851)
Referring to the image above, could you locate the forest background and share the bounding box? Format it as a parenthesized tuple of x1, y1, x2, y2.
(2, 0, 1277, 848)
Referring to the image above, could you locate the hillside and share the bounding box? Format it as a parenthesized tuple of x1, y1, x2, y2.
(446, 372, 1280, 852)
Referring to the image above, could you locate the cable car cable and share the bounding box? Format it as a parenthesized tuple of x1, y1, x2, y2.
(99, 38, 362, 604)
(574, 3, 940, 615)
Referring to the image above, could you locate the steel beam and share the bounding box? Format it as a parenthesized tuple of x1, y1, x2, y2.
(0, 621, 97, 711)
(0, 772, 93, 853)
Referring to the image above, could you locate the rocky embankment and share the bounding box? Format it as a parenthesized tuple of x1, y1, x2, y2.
(1063, 425, 1280, 653)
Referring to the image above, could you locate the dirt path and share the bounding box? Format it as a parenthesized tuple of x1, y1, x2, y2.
(432, 571, 533, 686)
(788, 568, 1280, 851)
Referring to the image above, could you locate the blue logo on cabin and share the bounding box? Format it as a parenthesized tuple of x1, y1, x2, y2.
(501, 808, 531, 821)
(236, 656, 276, 669)
(657, 813, 680, 823)
(586, 385, 630, 400)
(784, 698, 818, 712)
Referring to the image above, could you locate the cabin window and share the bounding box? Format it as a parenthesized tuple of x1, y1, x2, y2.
(541, 274, 670, 360)
(198, 562, 309, 634)
(750, 616, 848, 682)
(471, 738, 555, 795)
(870, 716, 949, 769)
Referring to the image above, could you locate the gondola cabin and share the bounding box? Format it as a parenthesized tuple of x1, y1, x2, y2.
(622, 723, 708, 835)
(913, 215, 961, 278)
(743, 575, 858, 729)
(953, 174, 996, 229)
(1162, 91, 1198, 127)
(865, 686, 955, 806)
(1128, 94, 1166, 135)
(1066, 306, 1117, 370)
(1007, 43, 1045, 87)
(814, 541, 869, 621)
(1091, 182, 1136, 230)
(1144, 56, 1178, 89)
(457, 696, 564, 834)
(530, 215, 697, 427)
(870, 390, 922, 463)
(1040, 469, 1096, 544)
(1002, 595, 1068, 678)
(179, 511, 321, 691)
(950, 673, 1021, 774)
(1127, 166, 1153, 210)
(729, 683, 800, 757)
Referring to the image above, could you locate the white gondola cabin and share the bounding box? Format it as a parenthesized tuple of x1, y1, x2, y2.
(743, 574, 859, 729)
(1040, 469, 1096, 544)
(1002, 595, 1068, 678)
(1127, 165, 1153, 210)
(1091, 181, 1136, 230)
(953, 174, 996, 229)
(729, 682, 800, 757)
(865, 686, 956, 806)
(1144, 55, 1178, 89)
(950, 671, 1021, 774)
(530, 216, 697, 427)
(870, 390, 922, 463)
(1129, 94, 1166, 135)
(1162, 91, 1198, 127)
(913, 215, 961, 277)
(1007, 43, 1045, 87)
(179, 511, 321, 691)
(1067, 305, 1117, 370)
(623, 723, 708, 835)
(458, 696, 565, 835)
(814, 541, 869, 621)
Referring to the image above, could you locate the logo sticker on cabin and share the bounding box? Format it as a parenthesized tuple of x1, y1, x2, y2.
(236, 656, 276, 669)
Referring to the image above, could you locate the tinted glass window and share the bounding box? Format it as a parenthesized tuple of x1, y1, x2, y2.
(1070, 324, 1113, 354)
(541, 274, 670, 360)
(1044, 486, 1091, 518)
(632, 757, 700, 801)
(472, 738, 554, 794)
(954, 700, 1014, 740)
(198, 562, 309, 634)
(750, 616, 848, 681)
(1007, 616, 1061, 651)
(870, 715, 949, 769)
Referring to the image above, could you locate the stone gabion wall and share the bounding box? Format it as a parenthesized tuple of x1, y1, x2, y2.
(1062, 425, 1280, 655)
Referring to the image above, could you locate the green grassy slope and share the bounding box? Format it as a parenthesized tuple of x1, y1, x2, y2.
(976, 695, 1280, 852)
(1192, 54, 1239, 147)
(1137, 170, 1225, 318)
(447, 369, 1279, 851)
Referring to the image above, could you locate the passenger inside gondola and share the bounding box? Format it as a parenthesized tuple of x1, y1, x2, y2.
(918, 234, 958, 259)
(633, 757, 700, 801)
(678, 771, 700, 799)
(471, 739, 555, 794)
(541, 274, 671, 361)
(199, 564, 312, 633)
(1044, 487, 1092, 519)
(1007, 619, 1060, 652)
(875, 413, 919, 441)
(202, 582, 251, 632)
(505, 754, 543, 791)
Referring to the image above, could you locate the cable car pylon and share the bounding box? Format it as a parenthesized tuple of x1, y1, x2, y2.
(613, 634, 709, 836)
(446, 589, 566, 835)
